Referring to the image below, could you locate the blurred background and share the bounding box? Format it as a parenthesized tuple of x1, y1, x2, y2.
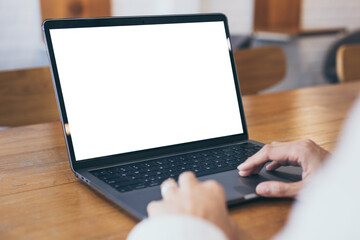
(1, 0, 360, 93)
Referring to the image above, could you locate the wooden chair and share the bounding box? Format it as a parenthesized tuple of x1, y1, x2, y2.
(0, 67, 59, 127)
(233, 46, 287, 95)
(336, 44, 360, 83)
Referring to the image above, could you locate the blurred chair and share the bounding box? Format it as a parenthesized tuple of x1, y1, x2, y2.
(336, 44, 360, 83)
(0, 67, 59, 127)
(40, 0, 111, 22)
(233, 46, 287, 95)
(323, 30, 360, 83)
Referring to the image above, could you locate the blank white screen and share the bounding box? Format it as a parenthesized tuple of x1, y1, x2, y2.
(50, 21, 243, 161)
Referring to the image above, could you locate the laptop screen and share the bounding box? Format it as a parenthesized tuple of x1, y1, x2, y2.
(49, 21, 243, 161)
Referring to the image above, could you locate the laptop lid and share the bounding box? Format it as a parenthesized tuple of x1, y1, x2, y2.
(43, 14, 249, 171)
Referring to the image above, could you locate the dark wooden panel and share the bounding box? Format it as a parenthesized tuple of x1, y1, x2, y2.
(0, 67, 59, 126)
(254, 0, 302, 34)
(234, 46, 287, 95)
(40, 0, 111, 22)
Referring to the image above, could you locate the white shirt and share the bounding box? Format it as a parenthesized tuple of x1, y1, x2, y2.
(128, 97, 360, 240)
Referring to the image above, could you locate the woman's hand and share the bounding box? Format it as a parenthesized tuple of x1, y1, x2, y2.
(147, 172, 240, 240)
(146, 140, 329, 239)
(238, 140, 330, 198)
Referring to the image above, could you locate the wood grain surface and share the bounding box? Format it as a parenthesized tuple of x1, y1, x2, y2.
(1, 82, 360, 240)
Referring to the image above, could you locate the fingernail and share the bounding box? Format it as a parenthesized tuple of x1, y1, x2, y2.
(237, 162, 247, 170)
(256, 184, 270, 195)
(238, 170, 245, 176)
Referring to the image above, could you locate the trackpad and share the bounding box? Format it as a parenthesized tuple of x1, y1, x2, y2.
(233, 185, 253, 195)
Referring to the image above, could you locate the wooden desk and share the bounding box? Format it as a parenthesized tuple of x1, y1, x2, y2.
(1, 82, 360, 240)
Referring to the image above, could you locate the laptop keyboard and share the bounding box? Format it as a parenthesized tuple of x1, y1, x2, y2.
(90, 143, 262, 193)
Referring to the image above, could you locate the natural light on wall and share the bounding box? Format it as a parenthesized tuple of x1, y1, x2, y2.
(111, 0, 254, 34)
(1, 0, 360, 71)
(112, 0, 200, 15)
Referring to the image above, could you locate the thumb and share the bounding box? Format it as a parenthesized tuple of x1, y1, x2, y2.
(256, 181, 303, 198)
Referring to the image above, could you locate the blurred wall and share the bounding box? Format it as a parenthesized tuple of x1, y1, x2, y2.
(0, 0, 46, 70)
(111, 0, 254, 34)
(303, 0, 360, 31)
(1, 0, 360, 71)
(0, 0, 253, 71)
(200, 0, 254, 34)
(112, 0, 200, 16)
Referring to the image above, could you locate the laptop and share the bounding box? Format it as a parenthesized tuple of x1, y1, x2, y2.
(43, 14, 301, 220)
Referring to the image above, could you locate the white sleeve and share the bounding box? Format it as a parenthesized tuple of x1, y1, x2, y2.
(127, 215, 228, 240)
(275, 96, 360, 240)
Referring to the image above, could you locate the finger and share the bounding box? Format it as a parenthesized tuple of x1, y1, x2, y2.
(237, 145, 271, 174)
(238, 169, 252, 177)
(160, 178, 178, 199)
(238, 156, 268, 176)
(203, 180, 225, 197)
(239, 163, 264, 176)
(265, 161, 281, 171)
(178, 171, 198, 188)
(256, 181, 303, 198)
(147, 200, 163, 217)
(238, 142, 300, 174)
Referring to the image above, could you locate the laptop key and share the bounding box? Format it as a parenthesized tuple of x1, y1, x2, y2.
(135, 184, 146, 190)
